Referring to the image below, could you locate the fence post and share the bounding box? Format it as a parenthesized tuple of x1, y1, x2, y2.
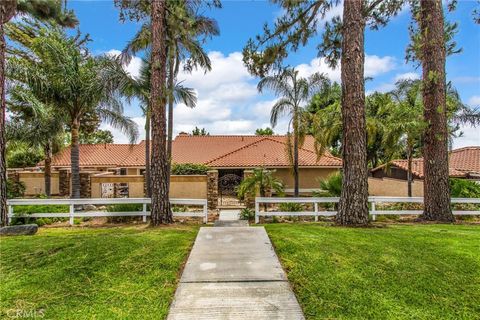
(69, 203, 74, 226)
(203, 201, 208, 224)
(255, 198, 260, 224)
(142, 203, 147, 223)
(7, 204, 12, 225)
(314, 202, 319, 222)
(371, 201, 376, 221)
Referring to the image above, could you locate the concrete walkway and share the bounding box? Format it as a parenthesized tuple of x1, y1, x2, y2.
(167, 227, 304, 319)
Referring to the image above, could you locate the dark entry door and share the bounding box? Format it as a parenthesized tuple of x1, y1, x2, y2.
(218, 170, 243, 206)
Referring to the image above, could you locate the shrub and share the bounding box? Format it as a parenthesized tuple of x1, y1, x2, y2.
(240, 208, 255, 221)
(172, 205, 187, 212)
(450, 178, 480, 198)
(6, 179, 26, 198)
(279, 202, 304, 212)
(106, 203, 143, 223)
(314, 172, 342, 197)
(171, 163, 209, 175)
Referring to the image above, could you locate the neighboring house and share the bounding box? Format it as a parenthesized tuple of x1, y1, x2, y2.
(371, 146, 480, 181)
(17, 134, 341, 198)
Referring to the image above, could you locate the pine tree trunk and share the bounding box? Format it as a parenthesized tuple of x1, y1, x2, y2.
(145, 109, 151, 197)
(150, 0, 172, 225)
(419, 0, 453, 222)
(293, 107, 299, 197)
(407, 144, 412, 198)
(0, 19, 7, 226)
(166, 49, 174, 189)
(70, 118, 80, 199)
(44, 143, 52, 197)
(337, 0, 369, 226)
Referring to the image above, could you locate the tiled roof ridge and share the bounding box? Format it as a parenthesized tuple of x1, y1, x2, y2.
(205, 137, 270, 165)
(263, 137, 342, 162)
(451, 146, 480, 152)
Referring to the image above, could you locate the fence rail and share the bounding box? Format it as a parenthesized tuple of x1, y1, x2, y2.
(255, 196, 480, 223)
(7, 198, 208, 225)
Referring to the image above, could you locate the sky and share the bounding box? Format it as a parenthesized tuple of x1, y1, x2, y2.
(67, 0, 479, 148)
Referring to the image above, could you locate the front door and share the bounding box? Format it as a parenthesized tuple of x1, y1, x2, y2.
(218, 170, 243, 206)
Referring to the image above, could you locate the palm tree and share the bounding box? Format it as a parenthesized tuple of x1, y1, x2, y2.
(6, 86, 65, 197)
(7, 21, 138, 199)
(115, 55, 197, 197)
(258, 68, 326, 197)
(237, 168, 284, 210)
(0, 1, 76, 225)
(119, 2, 218, 180)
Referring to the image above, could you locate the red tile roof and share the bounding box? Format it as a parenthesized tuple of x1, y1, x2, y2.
(372, 146, 480, 178)
(46, 135, 342, 169)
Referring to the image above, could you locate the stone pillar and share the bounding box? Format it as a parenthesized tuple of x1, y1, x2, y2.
(79, 172, 92, 198)
(207, 170, 218, 210)
(243, 170, 255, 209)
(59, 170, 70, 197)
(7, 170, 19, 183)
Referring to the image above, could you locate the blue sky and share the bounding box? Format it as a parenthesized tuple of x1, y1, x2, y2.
(68, 0, 479, 148)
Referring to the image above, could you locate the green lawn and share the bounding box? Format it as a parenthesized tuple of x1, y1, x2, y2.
(266, 223, 480, 319)
(0, 226, 198, 319)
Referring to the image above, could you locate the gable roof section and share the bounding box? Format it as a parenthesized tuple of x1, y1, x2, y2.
(45, 135, 342, 168)
(372, 146, 480, 178)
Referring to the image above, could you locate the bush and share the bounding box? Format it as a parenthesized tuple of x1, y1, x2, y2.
(106, 203, 143, 223)
(6, 179, 25, 198)
(171, 163, 209, 175)
(450, 178, 480, 198)
(240, 208, 255, 221)
(314, 172, 342, 197)
(11, 204, 69, 226)
(172, 205, 187, 212)
(279, 202, 304, 212)
(7, 148, 43, 168)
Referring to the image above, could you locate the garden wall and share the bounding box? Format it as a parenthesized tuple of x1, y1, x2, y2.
(17, 171, 60, 196)
(368, 177, 424, 197)
(273, 167, 340, 191)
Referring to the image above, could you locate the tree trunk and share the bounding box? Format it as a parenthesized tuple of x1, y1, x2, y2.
(70, 118, 80, 199)
(166, 47, 175, 189)
(337, 0, 369, 226)
(145, 109, 151, 197)
(293, 107, 299, 197)
(0, 18, 7, 226)
(407, 149, 412, 198)
(44, 142, 52, 197)
(419, 0, 453, 222)
(150, 0, 172, 225)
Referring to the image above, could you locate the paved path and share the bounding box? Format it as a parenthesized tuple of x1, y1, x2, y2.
(167, 227, 304, 319)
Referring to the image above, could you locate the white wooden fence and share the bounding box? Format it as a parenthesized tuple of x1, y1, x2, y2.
(255, 196, 480, 223)
(7, 198, 208, 225)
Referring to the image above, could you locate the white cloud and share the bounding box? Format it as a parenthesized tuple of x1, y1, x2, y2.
(468, 96, 480, 107)
(296, 54, 395, 83)
(394, 72, 420, 82)
(106, 49, 142, 79)
(453, 125, 480, 149)
(364, 55, 396, 77)
(107, 50, 398, 142)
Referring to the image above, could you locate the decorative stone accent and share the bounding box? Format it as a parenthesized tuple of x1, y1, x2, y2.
(79, 172, 91, 198)
(207, 170, 218, 210)
(59, 170, 70, 197)
(0, 224, 38, 236)
(243, 170, 255, 209)
(7, 170, 20, 183)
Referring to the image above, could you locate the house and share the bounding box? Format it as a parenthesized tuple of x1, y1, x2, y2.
(371, 146, 480, 180)
(10, 134, 342, 202)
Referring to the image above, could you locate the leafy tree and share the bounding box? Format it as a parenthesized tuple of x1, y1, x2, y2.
(258, 67, 326, 197)
(79, 129, 114, 144)
(192, 126, 209, 136)
(7, 21, 138, 199)
(255, 127, 274, 135)
(243, 0, 404, 226)
(6, 144, 43, 168)
(237, 168, 284, 209)
(0, 0, 77, 225)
